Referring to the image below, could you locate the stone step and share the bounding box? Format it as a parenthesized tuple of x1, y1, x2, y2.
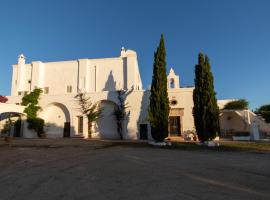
(71, 135, 85, 139)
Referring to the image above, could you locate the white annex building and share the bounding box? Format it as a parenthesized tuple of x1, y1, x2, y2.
(2, 48, 269, 140)
(4, 48, 194, 139)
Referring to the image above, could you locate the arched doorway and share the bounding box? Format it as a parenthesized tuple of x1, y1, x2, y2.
(97, 100, 119, 139)
(0, 112, 24, 137)
(39, 103, 71, 138)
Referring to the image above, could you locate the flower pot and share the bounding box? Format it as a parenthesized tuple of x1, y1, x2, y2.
(40, 133, 47, 139)
(4, 136, 12, 143)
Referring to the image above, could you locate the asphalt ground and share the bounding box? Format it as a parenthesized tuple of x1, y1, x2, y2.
(0, 139, 269, 200)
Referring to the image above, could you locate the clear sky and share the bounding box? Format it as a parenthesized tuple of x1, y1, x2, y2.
(0, 0, 269, 109)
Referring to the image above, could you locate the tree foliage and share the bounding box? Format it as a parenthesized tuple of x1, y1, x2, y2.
(193, 53, 220, 142)
(22, 89, 42, 118)
(22, 88, 44, 137)
(148, 34, 170, 142)
(113, 89, 131, 140)
(223, 99, 249, 110)
(255, 104, 270, 123)
(27, 118, 45, 136)
(75, 92, 102, 138)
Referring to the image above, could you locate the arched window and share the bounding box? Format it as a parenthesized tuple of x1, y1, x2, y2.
(170, 78, 175, 88)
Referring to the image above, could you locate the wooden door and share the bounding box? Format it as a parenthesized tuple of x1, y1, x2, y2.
(169, 116, 181, 136)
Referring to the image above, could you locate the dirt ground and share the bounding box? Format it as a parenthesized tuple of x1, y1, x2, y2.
(0, 139, 269, 200)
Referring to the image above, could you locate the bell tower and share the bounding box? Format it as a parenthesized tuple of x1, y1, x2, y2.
(167, 68, 180, 89)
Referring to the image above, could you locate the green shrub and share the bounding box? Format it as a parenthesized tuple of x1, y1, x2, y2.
(1, 119, 13, 135)
(256, 104, 270, 123)
(27, 118, 44, 137)
(223, 99, 249, 110)
(22, 88, 44, 137)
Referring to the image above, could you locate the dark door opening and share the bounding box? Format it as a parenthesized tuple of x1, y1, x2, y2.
(14, 119, 22, 137)
(63, 122, 70, 137)
(139, 124, 148, 140)
(169, 116, 181, 136)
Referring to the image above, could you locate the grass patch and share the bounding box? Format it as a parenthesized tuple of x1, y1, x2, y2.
(113, 140, 270, 153)
(171, 141, 270, 153)
(219, 141, 270, 152)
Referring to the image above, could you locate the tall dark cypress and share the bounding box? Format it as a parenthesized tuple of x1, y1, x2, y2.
(193, 53, 219, 141)
(193, 53, 205, 141)
(148, 34, 169, 142)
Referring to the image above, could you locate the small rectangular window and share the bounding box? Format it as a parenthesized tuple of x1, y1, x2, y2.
(67, 85, 72, 93)
(44, 87, 49, 94)
(77, 116, 83, 133)
(18, 91, 28, 96)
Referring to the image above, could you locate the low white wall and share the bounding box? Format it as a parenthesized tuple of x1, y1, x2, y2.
(0, 103, 25, 114)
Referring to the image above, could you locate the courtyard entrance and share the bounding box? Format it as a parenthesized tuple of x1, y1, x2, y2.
(39, 103, 71, 138)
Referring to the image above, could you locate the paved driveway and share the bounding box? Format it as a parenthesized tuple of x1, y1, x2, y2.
(0, 141, 269, 200)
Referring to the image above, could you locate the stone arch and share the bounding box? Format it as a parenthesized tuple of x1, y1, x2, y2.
(96, 100, 119, 139)
(39, 102, 71, 138)
(0, 112, 25, 137)
(0, 112, 25, 120)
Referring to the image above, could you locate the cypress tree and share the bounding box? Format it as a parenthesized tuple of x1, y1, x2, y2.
(193, 53, 220, 142)
(148, 34, 169, 142)
(193, 53, 205, 141)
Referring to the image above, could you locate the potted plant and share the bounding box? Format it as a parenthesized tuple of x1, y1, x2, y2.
(40, 133, 47, 139)
(1, 117, 14, 143)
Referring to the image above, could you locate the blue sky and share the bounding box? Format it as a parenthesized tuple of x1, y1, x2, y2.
(0, 0, 269, 109)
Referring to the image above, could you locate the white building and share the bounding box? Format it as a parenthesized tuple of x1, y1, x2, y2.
(4, 48, 195, 139)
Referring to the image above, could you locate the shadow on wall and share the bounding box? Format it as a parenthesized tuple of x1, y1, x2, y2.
(96, 100, 118, 139)
(0, 114, 76, 138)
(123, 57, 127, 89)
(103, 71, 117, 91)
(137, 90, 151, 140)
(96, 71, 133, 139)
(44, 122, 76, 138)
(109, 88, 133, 139)
(98, 72, 118, 139)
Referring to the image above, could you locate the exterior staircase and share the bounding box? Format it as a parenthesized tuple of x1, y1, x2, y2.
(235, 109, 270, 136)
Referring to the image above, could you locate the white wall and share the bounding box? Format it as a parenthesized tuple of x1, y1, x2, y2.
(11, 49, 143, 96)
(43, 61, 78, 95)
(88, 58, 124, 92)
